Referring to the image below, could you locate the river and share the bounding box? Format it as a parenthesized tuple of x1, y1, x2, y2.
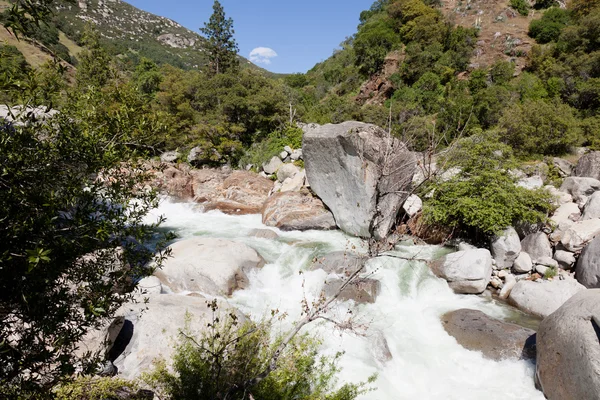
(145, 198, 544, 400)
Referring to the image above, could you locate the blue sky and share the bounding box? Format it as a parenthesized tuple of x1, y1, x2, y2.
(126, 0, 373, 74)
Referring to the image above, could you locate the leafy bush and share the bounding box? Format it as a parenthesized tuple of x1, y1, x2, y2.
(239, 125, 303, 169)
(499, 99, 581, 156)
(422, 134, 554, 238)
(510, 0, 531, 16)
(529, 7, 570, 43)
(55, 377, 142, 400)
(144, 305, 374, 400)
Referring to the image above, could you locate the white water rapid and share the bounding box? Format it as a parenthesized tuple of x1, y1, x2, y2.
(145, 199, 544, 400)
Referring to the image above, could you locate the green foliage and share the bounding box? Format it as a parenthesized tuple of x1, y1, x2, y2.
(144, 305, 374, 400)
(353, 16, 399, 76)
(535, 0, 558, 8)
(499, 99, 581, 156)
(55, 377, 140, 400)
(134, 58, 163, 96)
(200, 0, 239, 75)
(544, 266, 558, 279)
(422, 134, 554, 237)
(529, 8, 570, 44)
(0, 44, 30, 102)
(490, 60, 515, 85)
(510, 0, 531, 16)
(240, 125, 304, 168)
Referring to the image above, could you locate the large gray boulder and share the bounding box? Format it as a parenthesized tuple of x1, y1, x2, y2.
(262, 191, 337, 231)
(490, 227, 521, 269)
(430, 249, 493, 294)
(575, 151, 600, 180)
(560, 177, 600, 207)
(508, 278, 586, 318)
(112, 294, 241, 379)
(303, 121, 416, 240)
(582, 191, 600, 220)
(521, 232, 553, 262)
(155, 238, 264, 296)
(536, 290, 600, 400)
(442, 309, 536, 361)
(560, 219, 600, 252)
(576, 235, 600, 288)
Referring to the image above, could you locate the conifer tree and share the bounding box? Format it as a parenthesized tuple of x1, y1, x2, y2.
(200, 1, 239, 75)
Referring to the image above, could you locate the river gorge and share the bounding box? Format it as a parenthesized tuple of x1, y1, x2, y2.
(142, 198, 544, 400)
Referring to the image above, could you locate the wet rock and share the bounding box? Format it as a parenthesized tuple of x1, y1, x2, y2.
(323, 277, 381, 304)
(575, 235, 600, 288)
(508, 278, 586, 318)
(303, 121, 416, 240)
(262, 191, 337, 231)
(441, 309, 536, 361)
(311, 251, 368, 275)
(248, 228, 279, 240)
(536, 290, 600, 400)
(490, 227, 521, 269)
(430, 249, 493, 294)
(155, 238, 264, 296)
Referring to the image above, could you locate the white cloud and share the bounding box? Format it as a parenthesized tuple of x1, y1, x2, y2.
(249, 47, 278, 65)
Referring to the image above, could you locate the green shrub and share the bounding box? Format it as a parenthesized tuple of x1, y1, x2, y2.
(422, 134, 554, 239)
(55, 377, 140, 400)
(499, 99, 581, 157)
(528, 8, 570, 43)
(144, 305, 374, 400)
(510, 0, 531, 16)
(239, 125, 303, 169)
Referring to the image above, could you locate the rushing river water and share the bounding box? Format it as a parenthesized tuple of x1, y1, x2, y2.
(145, 198, 544, 400)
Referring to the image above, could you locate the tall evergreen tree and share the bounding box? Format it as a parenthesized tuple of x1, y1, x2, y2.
(200, 1, 239, 75)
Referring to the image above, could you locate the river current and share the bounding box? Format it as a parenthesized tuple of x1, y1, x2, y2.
(145, 198, 544, 400)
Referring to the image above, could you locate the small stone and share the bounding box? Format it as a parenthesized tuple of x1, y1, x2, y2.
(284, 145, 293, 154)
(537, 257, 559, 269)
(279, 151, 289, 160)
(536, 265, 549, 276)
(490, 277, 503, 289)
(500, 274, 517, 299)
(513, 252, 533, 274)
(498, 270, 508, 279)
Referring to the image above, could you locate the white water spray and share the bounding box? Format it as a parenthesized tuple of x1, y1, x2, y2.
(145, 199, 544, 400)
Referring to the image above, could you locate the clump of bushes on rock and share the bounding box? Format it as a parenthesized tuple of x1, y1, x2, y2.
(422, 134, 555, 239)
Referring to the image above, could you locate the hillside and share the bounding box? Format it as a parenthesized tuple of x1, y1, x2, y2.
(51, 0, 266, 71)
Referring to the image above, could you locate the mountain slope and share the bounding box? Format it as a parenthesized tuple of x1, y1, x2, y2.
(50, 0, 264, 72)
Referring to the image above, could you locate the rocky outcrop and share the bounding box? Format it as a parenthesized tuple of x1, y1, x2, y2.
(155, 238, 264, 296)
(261, 191, 336, 231)
(520, 232, 553, 262)
(574, 151, 600, 180)
(490, 227, 521, 269)
(560, 219, 600, 252)
(355, 51, 403, 106)
(560, 177, 600, 207)
(508, 278, 586, 318)
(576, 235, 600, 288)
(430, 249, 493, 294)
(535, 290, 600, 400)
(111, 294, 241, 379)
(303, 121, 416, 240)
(441, 309, 536, 361)
(582, 192, 600, 220)
(153, 166, 273, 215)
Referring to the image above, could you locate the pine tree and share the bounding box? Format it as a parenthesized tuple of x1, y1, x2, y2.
(200, 1, 239, 75)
